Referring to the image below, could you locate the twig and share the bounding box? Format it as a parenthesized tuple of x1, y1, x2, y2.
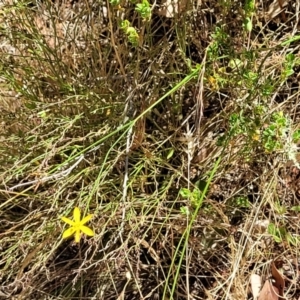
(8, 155, 85, 190)
(8, 145, 101, 191)
(184, 122, 196, 300)
(119, 126, 133, 241)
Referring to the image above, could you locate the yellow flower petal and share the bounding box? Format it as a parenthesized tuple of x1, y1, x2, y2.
(61, 207, 94, 243)
(74, 207, 81, 223)
(75, 230, 81, 243)
(62, 227, 76, 239)
(80, 214, 93, 225)
(61, 217, 75, 226)
(81, 225, 94, 237)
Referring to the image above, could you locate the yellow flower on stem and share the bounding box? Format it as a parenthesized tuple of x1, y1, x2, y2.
(61, 207, 94, 243)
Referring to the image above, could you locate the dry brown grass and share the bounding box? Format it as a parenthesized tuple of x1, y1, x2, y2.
(1, 0, 300, 299)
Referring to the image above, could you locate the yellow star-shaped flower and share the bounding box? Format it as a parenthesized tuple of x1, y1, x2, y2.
(61, 207, 94, 243)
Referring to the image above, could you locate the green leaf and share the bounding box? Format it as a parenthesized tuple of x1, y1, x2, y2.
(286, 232, 298, 246)
(235, 196, 250, 208)
(179, 188, 191, 198)
(24, 102, 37, 109)
(273, 235, 282, 243)
(38, 110, 47, 119)
(180, 206, 189, 215)
(243, 17, 252, 32)
(167, 148, 174, 160)
(267, 223, 277, 236)
(109, 0, 120, 5)
(292, 130, 300, 142)
(196, 180, 208, 193)
(228, 58, 242, 70)
(286, 53, 295, 63)
(291, 205, 300, 212)
(135, 0, 151, 20)
(120, 20, 130, 31)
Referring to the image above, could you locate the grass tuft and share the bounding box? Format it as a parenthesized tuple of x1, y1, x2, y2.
(1, 0, 300, 299)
